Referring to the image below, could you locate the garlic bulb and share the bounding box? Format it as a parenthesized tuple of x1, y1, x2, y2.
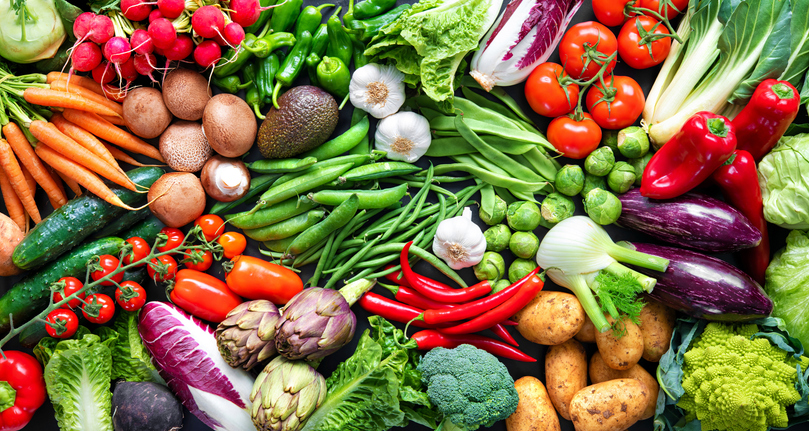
(375, 112, 431, 163)
(432, 207, 487, 270)
(349, 63, 406, 119)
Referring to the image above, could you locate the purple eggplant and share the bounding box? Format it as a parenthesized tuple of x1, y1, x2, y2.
(616, 188, 761, 252)
(623, 242, 773, 321)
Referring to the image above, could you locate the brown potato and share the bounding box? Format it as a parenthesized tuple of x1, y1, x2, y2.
(594, 315, 644, 370)
(574, 314, 596, 343)
(0, 213, 23, 276)
(588, 352, 658, 419)
(569, 379, 649, 431)
(545, 338, 588, 420)
(507, 376, 561, 431)
(513, 291, 585, 345)
(638, 299, 676, 362)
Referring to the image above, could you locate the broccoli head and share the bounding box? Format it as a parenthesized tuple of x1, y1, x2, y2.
(417, 344, 519, 430)
(677, 322, 809, 431)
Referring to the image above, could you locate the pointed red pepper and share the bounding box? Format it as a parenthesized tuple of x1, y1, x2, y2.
(711, 150, 769, 284)
(732, 79, 800, 162)
(641, 111, 736, 199)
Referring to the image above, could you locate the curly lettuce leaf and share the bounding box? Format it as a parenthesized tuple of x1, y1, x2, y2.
(98, 311, 165, 384)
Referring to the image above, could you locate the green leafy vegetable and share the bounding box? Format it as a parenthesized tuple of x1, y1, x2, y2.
(764, 230, 809, 349)
(758, 133, 809, 229)
(97, 311, 165, 385)
(780, 0, 809, 95)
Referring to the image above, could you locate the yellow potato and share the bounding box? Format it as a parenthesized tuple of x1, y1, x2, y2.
(569, 379, 650, 431)
(574, 314, 596, 343)
(594, 315, 644, 370)
(588, 352, 659, 419)
(507, 376, 561, 431)
(514, 291, 585, 345)
(638, 300, 676, 362)
(545, 338, 588, 420)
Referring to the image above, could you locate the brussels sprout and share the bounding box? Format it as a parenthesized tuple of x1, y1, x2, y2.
(508, 258, 538, 283)
(602, 130, 619, 154)
(473, 252, 506, 281)
(584, 188, 622, 225)
(541, 192, 575, 225)
(484, 224, 511, 252)
(509, 231, 539, 259)
(479, 195, 508, 226)
(490, 279, 512, 295)
(506, 201, 541, 231)
(629, 153, 654, 186)
(607, 162, 636, 194)
(555, 165, 585, 196)
(581, 173, 607, 197)
(584, 147, 615, 176)
(617, 127, 650, 158)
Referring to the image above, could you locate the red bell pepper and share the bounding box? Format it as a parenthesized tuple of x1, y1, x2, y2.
(732, 79, 800, 162)
(711, 150, 769, 284)
(0, 351, 46, 431)
(641, 111, 736, 199)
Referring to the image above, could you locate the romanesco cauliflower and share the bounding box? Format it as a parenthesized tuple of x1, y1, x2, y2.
(678, 322, 809, 431)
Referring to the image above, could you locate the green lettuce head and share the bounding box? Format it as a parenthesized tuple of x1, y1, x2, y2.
(759, 134, 809, 229)
(764, 230, 809, 350)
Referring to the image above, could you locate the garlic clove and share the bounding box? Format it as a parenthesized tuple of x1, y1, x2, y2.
(375, 111, 431, 163)
(350, 63, 407, 119)
(432, 207, 487, 269)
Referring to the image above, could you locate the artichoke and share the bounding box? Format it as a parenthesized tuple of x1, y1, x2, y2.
(216, 300, 281, 370)
(250, 356, 327, 431)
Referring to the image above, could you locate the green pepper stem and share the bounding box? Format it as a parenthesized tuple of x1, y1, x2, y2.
(0, 381, 16, 413)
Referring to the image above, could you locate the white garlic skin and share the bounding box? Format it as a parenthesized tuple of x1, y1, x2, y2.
(374, 112, 432, 163)
(432, 207, 487, 270)
(349, 63, 406, 119)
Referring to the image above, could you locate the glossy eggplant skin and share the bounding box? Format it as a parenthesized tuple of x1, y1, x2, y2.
(617, 188, 761, 252)
(624, 242, 773, 321)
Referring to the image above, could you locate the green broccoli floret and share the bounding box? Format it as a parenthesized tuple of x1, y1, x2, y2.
(678, 322, 808, 431)
(417, 344, 519, 431)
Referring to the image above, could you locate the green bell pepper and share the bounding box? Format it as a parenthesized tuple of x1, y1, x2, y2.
(316, 56, 350, 99)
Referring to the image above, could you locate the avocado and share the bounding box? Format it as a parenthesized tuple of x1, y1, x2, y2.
(256, 86, 339, 158)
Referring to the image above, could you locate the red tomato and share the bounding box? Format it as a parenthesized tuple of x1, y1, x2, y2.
(218, 232, 247, 259)
(157, 227, 184, 254)
(45, 309, 79, 338)
(115, 281, 147, 312)
(559, 22, 617, 80)
(82, 293, 115, 324)
(639, 0, 689, 19)
(170, 269, 243, 322)
(586, 75, 645, 129)
(182, 249, 213, 271)
(547, 113, 603, 159)
(122, 237, 151, 267)
(225, 255, 304, 304)
(52, 277, 85, 309)
(148, 255, 178, 282)
(195, 214, 226, 241)
(592, 0, 636, 27)
(91, 255, 124, 286)
(618, 16, 672, 69)
(524, 63, 580, 117)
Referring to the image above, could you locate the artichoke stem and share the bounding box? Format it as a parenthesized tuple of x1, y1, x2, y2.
(338, 278, 376, 306)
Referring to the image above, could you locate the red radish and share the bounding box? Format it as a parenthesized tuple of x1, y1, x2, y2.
(154, 46, 166, 57)
(118, 57, 140, 82)
(130, 29, 154, 55)
(92, 61, 116, 84)
(194, 40, 221, 68)
(212, 32, 227, 46)
(228, 0, 261, 27)
(191, 6, 225, 39)
(224, 22, 245, 46)
(149, 18, 177, 50)
(157, 0, 185, 19)
(72, 42, 103, 72)
(134, 53, 159, 81)
(89, 15, 115, 44)
(121, 0, 153, 21)
(103, 37, 132, 64)
(163, 34, 194, 61)
(149, 9, 164, 22)
(73, 12, 96, 41)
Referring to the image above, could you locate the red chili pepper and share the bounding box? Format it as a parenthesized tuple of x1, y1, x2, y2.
(383, 267, 411, 287)
(358, 292, 444, 328)
(641, 111, 737, 199)
(0, 351, 46, 431)
(408, 330, 535, 362)
(439, 272, 544, 335)
(489, 323, 518, 347)
(711, 150, 769, 284)
(501, 319, 518, 326)
(733, 79, 800, 162)
(400, 242, 491, 303)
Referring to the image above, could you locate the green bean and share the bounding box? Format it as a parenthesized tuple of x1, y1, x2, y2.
(256, 163, 354, 209)
(323, 235, 382, 289)
(300, 115, 370, 160)
(309, 184, 408, 209)
(453, 97, 531, 133)
(342, 161, 421, 182)
(323, 209, 368, 269)
(494, 186, 517, 205)
(263, 234, 300, 253)
(430, 162, 551, 193)
(273, 154, 372, 186)
(227, 198, 319, 229)
(393, 166, 433, 236)
(259, 250, 287, 259)
(522, 147, 561, 180)
(460, 86, 531, 129)
(377, 179, 455, 198)
(461, 75, 533, 124)
(288, 194, 359, 255)
(209, 174, 280, 215)
(293, 247, 324, 268)
(244, 209, 325, 241)
(480, 183, 496, 220)
(292, 234, 330, 263)
(430, 115, 554, 151)
(309, 232, 336, 287)
(247, 157, 318, 174)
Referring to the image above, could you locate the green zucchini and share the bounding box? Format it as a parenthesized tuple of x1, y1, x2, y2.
(93, 207, 151, 238)
(12, 167, 164, 270)
(120, 216, 166, 246)
(0, 237, 125, 335)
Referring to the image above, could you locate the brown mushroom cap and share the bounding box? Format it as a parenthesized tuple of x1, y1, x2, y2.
(162, 68, 212, 121)
(122, 87, 173, 139)
(159, 121, 213, 172)
(200, 155, 251, 202)
(202, 94, 257, 158)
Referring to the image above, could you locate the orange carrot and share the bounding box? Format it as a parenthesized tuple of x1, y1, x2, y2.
(29, 121, 138, 191)
(103, 143, 162, 167)
(0, 168, 26, 230)
(0, 139, 40, 223)
(55, 169, 82, 196)
(101, 84, 128, 102)
(47, 164, 68, 199)
(50, 79, 124, 117)
(46, 72, 102, 93)
(35, 144, 137, 210)
(20, 163, 36, 196)
(50, 114, 122, 172)
(100, 114, 126, 126)
(2, 122, 68, 208)
(24, 88, 121, 118)
(61, 109, 165, 163)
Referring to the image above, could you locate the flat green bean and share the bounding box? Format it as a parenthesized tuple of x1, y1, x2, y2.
(494, 186, 517, 204)
(431, 162, 551, 193)
(309, 232, 336, 287)
(323, 235, 382, 289)
(310, 184, 408, 209)
(244, 209, 325, 241)
(287, 194, 359, 255)
(522, 147, 561, 181)
(273, 154, 372, 186)
(300, 115, 369, 160)
(430, 115, 554, 151)
(461, 75, 533, 124)
(480, 183, 496, 221)
(256, 163, 353, 209)
(247, 157, 318, 173)
(453, 97, 530, 133)
(460, 86, 532, 130)
(227, 198, 318, 229)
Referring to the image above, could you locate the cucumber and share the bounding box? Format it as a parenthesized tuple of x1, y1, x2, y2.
(0, 237, 125, 335)
(94, 207, 151, 238)
(12, 167, 164, 270)
(120, 216, 166, 246)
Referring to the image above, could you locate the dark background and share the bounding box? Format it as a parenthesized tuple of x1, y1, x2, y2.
(1, 0, 802, 429)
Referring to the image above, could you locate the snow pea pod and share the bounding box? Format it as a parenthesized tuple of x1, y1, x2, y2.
(244, 209, 325, 241)
(300, 115, 369, 160)
(209, 174, 280, 215)
(342, 161, 420, 181)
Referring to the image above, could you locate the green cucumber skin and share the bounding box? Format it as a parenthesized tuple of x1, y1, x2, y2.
(120, 216, 166, 246)
(94, 207, 151, 238)
(0, 237, 125, 335)
(12, 167, 164, 270)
